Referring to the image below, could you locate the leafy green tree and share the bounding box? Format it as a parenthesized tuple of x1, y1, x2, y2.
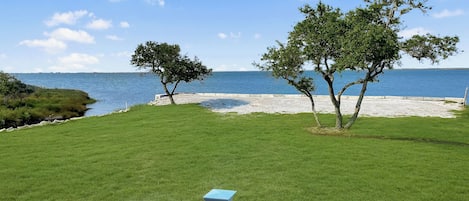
(0, 71, 34, 105)
(256, 42, 322, 127)
(257, 0, 459, 129)
(131, 41, 212, 104)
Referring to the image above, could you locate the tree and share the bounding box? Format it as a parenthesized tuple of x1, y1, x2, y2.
(256, 42, 322, 127)
(130, 41, 212, 104)
(257, 0, 459, 129)
(0, 71, 34, 105)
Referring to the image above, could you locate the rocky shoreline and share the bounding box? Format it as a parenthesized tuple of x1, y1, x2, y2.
(0, 109, 129, 133)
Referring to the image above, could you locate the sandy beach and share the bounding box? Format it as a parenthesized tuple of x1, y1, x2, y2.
(150, 93, 465, 118)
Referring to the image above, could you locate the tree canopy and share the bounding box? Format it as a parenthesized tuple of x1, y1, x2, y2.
(257, 0, 459, 129)
(131, 41, 212, 104)
(0, 71, 34, 102)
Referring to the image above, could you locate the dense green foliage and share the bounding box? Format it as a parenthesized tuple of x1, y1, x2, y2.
(130, 41, 212, 104)
(0, 104, 467, 200)
(0, 72, 95, 128)
(257, 0, 459, 129)
(0, 71, 35, 102)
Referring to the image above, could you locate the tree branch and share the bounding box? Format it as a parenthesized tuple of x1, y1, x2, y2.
(337, 79, 365, 101)
(170, 80, 182, 95)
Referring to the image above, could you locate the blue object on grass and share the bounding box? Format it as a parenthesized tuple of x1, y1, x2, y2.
(203, 189, 237, 201)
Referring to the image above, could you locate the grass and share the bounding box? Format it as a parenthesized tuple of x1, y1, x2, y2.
(0, 104, 468, 201)
(349, 109, 469, 144)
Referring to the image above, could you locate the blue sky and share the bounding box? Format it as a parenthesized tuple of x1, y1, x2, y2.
(0, 0, 467, 72)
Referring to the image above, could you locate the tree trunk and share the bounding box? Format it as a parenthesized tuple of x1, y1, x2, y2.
(167, 94, 176, 105)
(324, 76, 343, 129)
(344, 74, 370, 129)
(162, 82, 176, 105)
(306, 93, 321, 128)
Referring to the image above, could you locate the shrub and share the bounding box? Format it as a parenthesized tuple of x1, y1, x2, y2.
(0, 72, 95, 128)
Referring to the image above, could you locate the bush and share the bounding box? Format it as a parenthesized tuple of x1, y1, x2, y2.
(0, 72, 95, 128)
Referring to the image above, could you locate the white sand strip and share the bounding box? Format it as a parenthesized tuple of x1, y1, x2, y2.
(150, 93, 465, 118)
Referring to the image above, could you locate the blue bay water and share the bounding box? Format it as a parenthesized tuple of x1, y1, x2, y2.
(14, 69, 469, 116)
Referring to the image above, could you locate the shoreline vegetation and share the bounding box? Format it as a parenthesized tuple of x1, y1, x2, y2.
(0, 88, 95, 129)
(1, 72, 95, 129)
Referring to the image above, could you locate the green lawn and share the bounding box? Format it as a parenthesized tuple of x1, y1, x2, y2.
(0, 104, 468, 201)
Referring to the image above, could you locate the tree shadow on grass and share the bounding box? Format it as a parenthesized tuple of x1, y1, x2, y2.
(200, 99, 249, 110)
(354, 135, 469, 147)
(310, 127, 469, 147)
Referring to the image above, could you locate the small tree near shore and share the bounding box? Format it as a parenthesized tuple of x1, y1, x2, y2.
(131, 41, 212, 104)
(255, 43, 322, 127)
(0, 71, 34, 105)
(257, 0, 459, 129)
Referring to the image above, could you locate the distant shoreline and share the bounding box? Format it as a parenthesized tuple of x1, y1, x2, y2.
(9, 68, 469, 74)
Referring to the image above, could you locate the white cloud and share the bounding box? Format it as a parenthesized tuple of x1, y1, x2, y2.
(398, 27, 430, 39)
(218, 33, 228, 39)
(45, 10, 89, 27)
(432, 9, 464, 19)
(45, 28, 95, 44)
(86, 19, 112, 30)
(145, 0, 165, 6)
(0, 53, 6, 59)
(50, 53, 99, 72)
(19, 38, 67, 54)
(120, 21, 130, 28)
(218, 32, 242, 40)
(106, 35, 124, 41)
(19, 28, 94, 54)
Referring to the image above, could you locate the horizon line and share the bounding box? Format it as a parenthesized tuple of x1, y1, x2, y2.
(7, 67, 469, 74)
